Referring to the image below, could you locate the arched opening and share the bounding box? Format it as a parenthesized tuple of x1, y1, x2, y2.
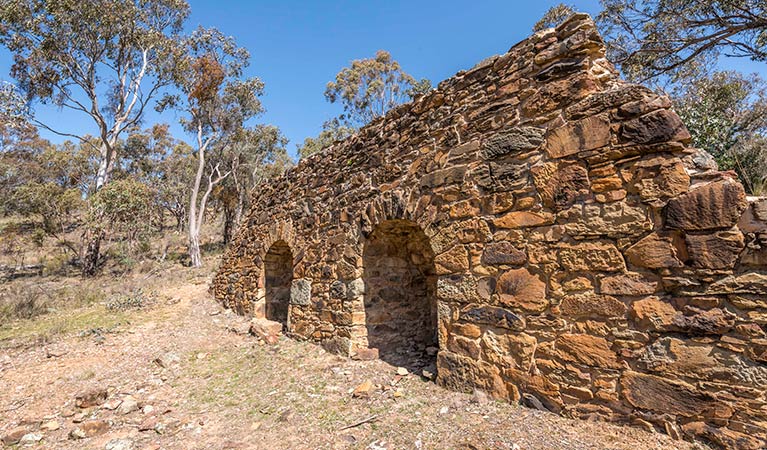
(362, 219, 438, 373)
(264, 240, 293, 328)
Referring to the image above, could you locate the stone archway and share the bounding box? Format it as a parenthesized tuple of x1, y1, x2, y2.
(362, 219, 438, 373)
(264, 240, 293, 328)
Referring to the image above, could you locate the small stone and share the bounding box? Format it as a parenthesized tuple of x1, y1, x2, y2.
(2, 428, 29, 445)
(396, 367, 408, 376)
(139, 417, 158, 431)
(142, 405, 155, 415)
(439, 406, 449, 415)
(102, 398, 122, 410)
(117, 396, 139, 415)
(78, 420, 110, 437)
(353, 347, 379, 361)
(352, 379, 374, 398)
(19, 433, 43, 444)
(153, 352, 180, 369)
(105, 438, 136, 450)
(75, 388, 108, 408)
(40, 420, 60, 431)
(68, 428, 87, 440)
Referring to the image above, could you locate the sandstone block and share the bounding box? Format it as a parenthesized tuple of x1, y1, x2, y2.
(625, 232, 684, 269)
(555, 333, 621, 368)
(665, 179, 747, 231)
(434, 245, 470, 274)
(620, 372, 720, 417)
(559, 292, 627, 318)
(686, 230, 744, 269)
(480, 241, 527, 266)
(629, 297, 677, 331)
(545, 114, 611, 158)
(620, 109, 690, 144)
(290, 279, 311, 305)
(559, 242, 625, 272)
(530, 161, 590, 210)
(496, 268, 548, 312)
(481, 127, 546, 159)
(460, 304, 525, 331)
(250, 318, 283, 344)
(494, 211, 554, 228)
(599, 272, 658, 296)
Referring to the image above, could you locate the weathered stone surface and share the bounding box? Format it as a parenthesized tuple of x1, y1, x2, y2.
(620, 109, 691, 144)
(599, 272, 658, 296)
(682, 422, 765, 450)
(555, 334, 621, 368)
(629, 297, 677, 331)
(481, 127, 545, 159)
(672, 308, 735, 335)
(212, 13, 767, 447)
(622, 155, 690, 201)
(250, 318, 283, 344)
(665, 180, 747, 231)
(435, 245, 470, 274)
(460, 304, 525, 331)
(625, 232, 684, 269)
(481, 330, 537, 370)
(707, 272, 767, 295)
(545, 114, 611, 158)
(559, 203, 651, 238)
(559, 292, 627, 318)
(531, 161, 590, 210)
(496, 268, 547, 312)
(494, 211, 554, 228)
(480, 241, 527, 266)
(559, 242, 625, 272)
(621, 372, 721, 417)
(686, 230, 745, 269)
(290, 279, 311, 305)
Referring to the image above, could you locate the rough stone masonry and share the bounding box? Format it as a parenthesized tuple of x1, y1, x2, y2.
(213, 14, 767, 449)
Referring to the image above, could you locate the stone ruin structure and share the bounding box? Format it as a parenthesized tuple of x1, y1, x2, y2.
(213, 14, 767, 449)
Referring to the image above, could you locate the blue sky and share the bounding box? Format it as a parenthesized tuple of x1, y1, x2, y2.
(1, 0, 765, 159)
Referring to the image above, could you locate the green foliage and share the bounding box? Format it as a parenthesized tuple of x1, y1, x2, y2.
(325, 50, 431, 128)
(297, 118, 355, 158)
(598, 0, 767, 83)
(0, 0, 191, 188)
(90, 178, 154, 234)
(533, 4, 576, 31)
(0, 81, 27, 130)
(673, 71, 767, 194)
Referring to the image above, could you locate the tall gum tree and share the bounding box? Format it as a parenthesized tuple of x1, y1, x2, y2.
(0, 0, 190, 275)
(158, 27, 265, 267)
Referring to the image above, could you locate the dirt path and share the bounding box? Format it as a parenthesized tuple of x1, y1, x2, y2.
(0, 278, 705, 450)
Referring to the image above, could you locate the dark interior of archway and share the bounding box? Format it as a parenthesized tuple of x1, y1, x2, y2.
(264, 240, 293, 328)
(363, 220, 438, 374)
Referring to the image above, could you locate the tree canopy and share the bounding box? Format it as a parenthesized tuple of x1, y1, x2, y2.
(598, 0, 767, 83)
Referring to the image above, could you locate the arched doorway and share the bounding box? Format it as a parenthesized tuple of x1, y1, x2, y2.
(264, 240, 293, 328)
(362, 219, 438, 372)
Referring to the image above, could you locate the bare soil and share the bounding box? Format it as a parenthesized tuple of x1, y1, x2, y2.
(1, 270, 707, 450)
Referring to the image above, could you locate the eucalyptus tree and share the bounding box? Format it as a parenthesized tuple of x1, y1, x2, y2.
(158, 27, 266, 267)
(598, 0, 767, 83)
(325, 50, 431, 127)
(297, 50, 430, 158)
(533, 3, 576, 31)
(215, 124, 290, 244)
(0, 0, 190, 274)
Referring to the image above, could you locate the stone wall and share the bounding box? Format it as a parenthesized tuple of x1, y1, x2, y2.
(213, 14, 767, 449)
